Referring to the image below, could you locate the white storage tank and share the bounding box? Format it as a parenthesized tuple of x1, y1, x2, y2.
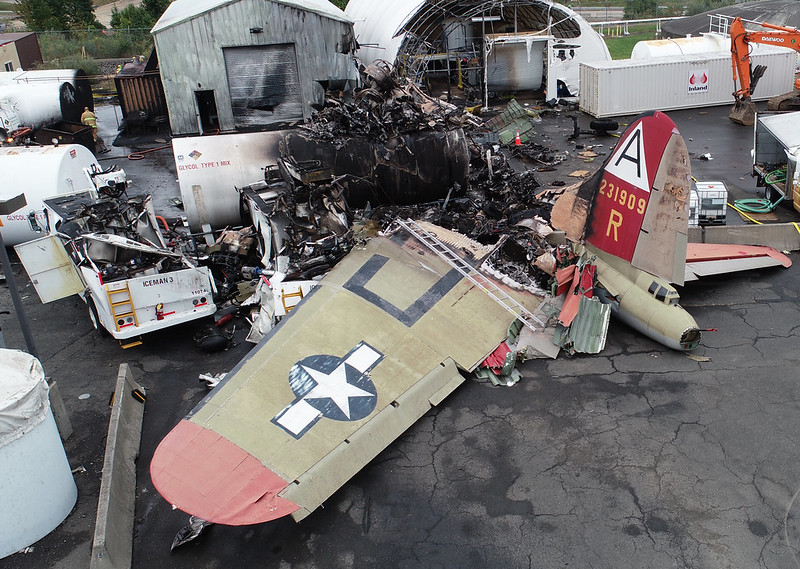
(0, 349, 77, 559)
(174, 130, 288, 230)
(631, 34, 730, 59)
(579, 47, 796, 117)
(0, 82, 79, 136)
(0, 69, 93, 136)
(0, 144, 102, 246)
(487, 40, 546, 91)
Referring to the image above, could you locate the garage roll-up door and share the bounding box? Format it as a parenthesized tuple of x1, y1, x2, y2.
(223, 44, 303, 127)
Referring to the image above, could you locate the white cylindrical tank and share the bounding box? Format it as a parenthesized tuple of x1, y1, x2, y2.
(0, 349, 77, 559)
(487, 40, 546, 91)
(0, 82, 78, 135)
(0, 144, 100, 245)
(0, 69, 94, 122)
(631, 34, 730, 59)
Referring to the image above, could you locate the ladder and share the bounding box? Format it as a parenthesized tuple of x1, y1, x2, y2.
(282, 288, 304, 313)
(397, 219, 544, 332)
(106, 283, 140, 332)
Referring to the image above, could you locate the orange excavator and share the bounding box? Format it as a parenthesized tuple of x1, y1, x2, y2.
(729, 16, 800, 126)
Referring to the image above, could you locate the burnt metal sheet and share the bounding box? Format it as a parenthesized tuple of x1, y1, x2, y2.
(567, 295, 610, 354)
(223, 44, 303, 127)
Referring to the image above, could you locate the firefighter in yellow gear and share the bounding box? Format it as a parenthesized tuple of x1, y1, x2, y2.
(81, 106, 110, 153)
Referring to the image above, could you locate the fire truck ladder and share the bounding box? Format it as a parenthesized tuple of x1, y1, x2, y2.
(396, 219, 544, 332)
(106, 283, 142, 348)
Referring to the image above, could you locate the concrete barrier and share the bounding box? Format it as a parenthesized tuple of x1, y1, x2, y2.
(90, 364, 145, 569)
(689, 222, 800, 251)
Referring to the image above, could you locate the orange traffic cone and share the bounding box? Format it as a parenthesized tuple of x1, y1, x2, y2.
(514, 131, 522, 146)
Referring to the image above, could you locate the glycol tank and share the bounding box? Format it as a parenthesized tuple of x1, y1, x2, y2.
(0, 349, 77, 559)
(632, 32, 799, 64)
(0, 144, 103, 245)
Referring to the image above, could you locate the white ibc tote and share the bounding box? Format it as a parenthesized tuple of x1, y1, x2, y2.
(0, 349, 77, 559)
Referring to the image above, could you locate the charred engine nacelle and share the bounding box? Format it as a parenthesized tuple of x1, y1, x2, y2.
(282, 129, 470, 207)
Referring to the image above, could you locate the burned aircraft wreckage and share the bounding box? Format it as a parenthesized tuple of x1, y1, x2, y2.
(18, 62, 727, 369)
(219, 62, 598, 370)
(233, 63, 561, 298)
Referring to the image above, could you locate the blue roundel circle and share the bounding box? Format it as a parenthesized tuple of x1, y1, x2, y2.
(287, 354, 378, 422)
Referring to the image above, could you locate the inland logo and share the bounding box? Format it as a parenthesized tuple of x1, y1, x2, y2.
(688, 69, 709, 94)
(272, 342, 383, 438)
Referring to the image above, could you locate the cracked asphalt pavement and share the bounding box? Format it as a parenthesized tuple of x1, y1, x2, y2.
(1, 103, 799, 569)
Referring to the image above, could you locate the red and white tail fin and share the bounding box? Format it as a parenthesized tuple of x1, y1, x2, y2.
(551, 111, 692, 285)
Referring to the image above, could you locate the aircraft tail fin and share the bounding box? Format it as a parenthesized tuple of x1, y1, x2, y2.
(551, 111, 692, 285)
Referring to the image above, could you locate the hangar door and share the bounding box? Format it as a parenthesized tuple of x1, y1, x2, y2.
(223, 44, 303, 127)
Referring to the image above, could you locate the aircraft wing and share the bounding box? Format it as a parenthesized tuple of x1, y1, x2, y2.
(151, 226, 539, 524)
(684, 242, 792, 281)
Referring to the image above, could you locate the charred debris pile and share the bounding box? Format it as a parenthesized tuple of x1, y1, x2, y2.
(220, 63, 590, 303)
(138, 63, 609, 352)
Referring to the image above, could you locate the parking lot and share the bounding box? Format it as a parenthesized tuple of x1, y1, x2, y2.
(2, 103, 800, 569)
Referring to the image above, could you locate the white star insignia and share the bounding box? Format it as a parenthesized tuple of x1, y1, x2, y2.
(302, 362, 373, 418)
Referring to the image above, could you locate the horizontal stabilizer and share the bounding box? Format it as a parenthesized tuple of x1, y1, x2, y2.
(684, 243, 792, 281)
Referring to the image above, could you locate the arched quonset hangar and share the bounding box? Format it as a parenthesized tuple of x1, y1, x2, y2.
(345, 0, 610, 105)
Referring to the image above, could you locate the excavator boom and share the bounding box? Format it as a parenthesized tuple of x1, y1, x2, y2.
(729, 17, 800, 126)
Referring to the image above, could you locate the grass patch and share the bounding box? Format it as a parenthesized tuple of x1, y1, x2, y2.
(603, 24, 661, 59)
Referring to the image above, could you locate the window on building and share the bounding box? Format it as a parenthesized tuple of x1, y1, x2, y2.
(3, 62, 13, 72)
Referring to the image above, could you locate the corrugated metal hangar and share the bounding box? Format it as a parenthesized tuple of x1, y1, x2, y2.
(151, 0, 359, 135)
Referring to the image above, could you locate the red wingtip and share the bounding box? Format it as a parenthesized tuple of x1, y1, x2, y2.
(151, 420, 300, 525)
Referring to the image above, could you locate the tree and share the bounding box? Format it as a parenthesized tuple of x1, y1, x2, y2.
(110, 4, 157, 30)
(17, 0, 101, 30)
(142, 0, 172, 20)
(624, 0, 657, 19)
(329, 0, 347, 10)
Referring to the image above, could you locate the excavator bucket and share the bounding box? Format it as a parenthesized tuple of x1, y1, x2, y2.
(729, 98, 758, 126)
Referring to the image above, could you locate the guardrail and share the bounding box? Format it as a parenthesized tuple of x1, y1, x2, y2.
(590, 16, 686, 37)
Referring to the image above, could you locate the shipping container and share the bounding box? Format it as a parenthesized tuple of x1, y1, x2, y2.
(579, 48, 796, 117)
